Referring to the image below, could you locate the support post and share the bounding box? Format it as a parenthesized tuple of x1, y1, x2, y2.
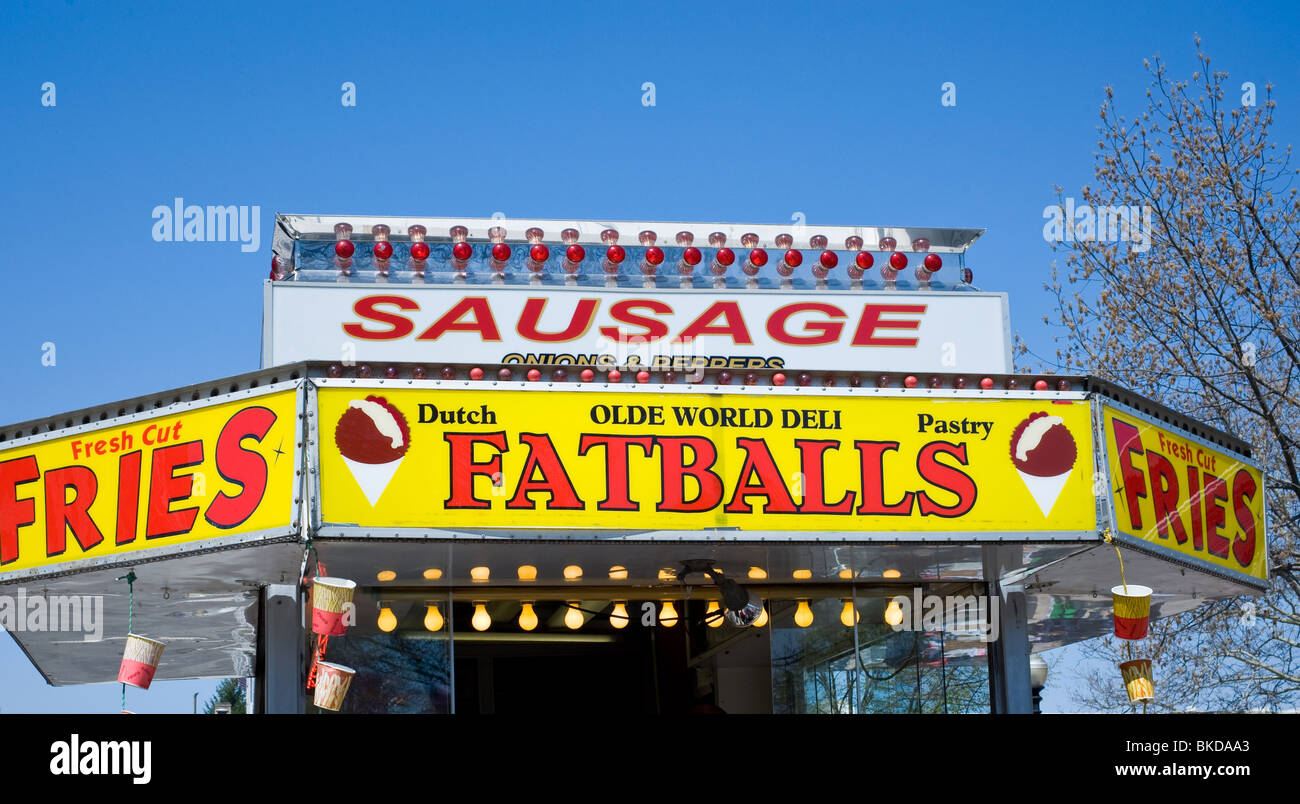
(258, 583, 303, 714)
(983, 546, 1033, 714)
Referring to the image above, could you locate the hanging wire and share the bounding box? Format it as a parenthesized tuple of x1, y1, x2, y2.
(115, 570, 136, 712)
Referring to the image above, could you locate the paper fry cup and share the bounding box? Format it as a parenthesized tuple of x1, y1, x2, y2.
(313, 661, 356, 711)
(1112, 584, 1153, 640)
(1119, 658, 1155, 702)
(117, 634, 165, 690)
(312, 577, 357, 636)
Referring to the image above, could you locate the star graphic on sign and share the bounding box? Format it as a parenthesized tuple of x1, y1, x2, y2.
(272, 439, 286, 465)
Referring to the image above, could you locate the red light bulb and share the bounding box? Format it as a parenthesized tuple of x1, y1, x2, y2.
(412, 366, 428, 380)
(683, 247, 702, 265)
(923, 254, 942, 271)
(903, 375, 918, 388)
(636, 370, 650, 384)
(879, 236, 897, 251)
(470, 367, 484, 381)
(744, 248, 768, 276)
(410, 242, 431, 261)
(566, 244, 585, 263)
(498, 368, 512, 381)
(527, 369, 541, 381)
(451, 241, 472, 261)
(772, 373, 786, 386)
(1034, 380, 1049, 391)
(580, 368, 595, 382)
(777, 249, 802, 276)
(608, 369, 622, 383)
(335, 240, 355, 258)
(980, 377, 994, 390)
(604, 245, 626, 274)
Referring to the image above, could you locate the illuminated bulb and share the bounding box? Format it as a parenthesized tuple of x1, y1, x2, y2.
(517, 565, 537, 581)
(658, 568, 676, 581)
(884, 599, 905, 626)
(376, 570, 396, 582)
(472, 603, 492, 631)
(882, 569, 901, 578)
(659, 600, 679, 627)
(609, 565, 628, 580)
(565, 603, 585, 630)
(794, 600, 814, 628)
(754, 604, 769, 628)
(838, 569, 853, 579)
(519, 602, 539, 631)
(840, 599, 860, 627)
(423, 568, 443, 580)
(563, 565, 583, 581)
(793, 569, 812, 580)
(706, 600, 724, 628)
(611, 601, 629, 629)
(377, 606, 398, 633)
(423, 604, 444, 632)
(470, 566, 490, 582)
(748, 566, 768, 580)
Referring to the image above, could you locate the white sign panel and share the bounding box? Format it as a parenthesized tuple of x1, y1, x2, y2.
(264, 283, 1011, 374)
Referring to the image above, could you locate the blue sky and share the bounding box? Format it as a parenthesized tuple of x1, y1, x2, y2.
(1, 0, 1297, 712)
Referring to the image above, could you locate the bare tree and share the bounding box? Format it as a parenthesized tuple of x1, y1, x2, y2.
(1038, 38, 1300, 711)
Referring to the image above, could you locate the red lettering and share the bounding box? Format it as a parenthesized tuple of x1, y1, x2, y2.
(578, 435, 654, 511)
(517, 297, 600, 343)
(1186, 464, 1204, 550)
(854, 441, 915, 515)
(915, 442, 977, 517)
(506, 434, 584, 510)
(146, 441, 203, 539)
(655, 436, 723, 513)
(116, 450, 142, 545)
(445, 432, 508, 509)
(793, 440, 853, 513)
(342, 295, 418, 340)
(205, 407, 277, 529)
(1111, 419, 1147, 530)
(1204, 473, 1229, 558)
(417, 297, 501, 341)
(598, 300, 672, 342)
(674, 301, 753, 345)
(1146, 451, 1187, 543)
(0, 456, 39, 565)
(849, 304, 926, 347)
(1231, 469, 1258, 568)
(724, 438, 797, 514)
(44, 466, 103, 556)
(766, 303, 847, 346)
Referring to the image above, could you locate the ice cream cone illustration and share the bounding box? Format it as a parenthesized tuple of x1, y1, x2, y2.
(1010, 412, 1078, 517)
(334, 396, 411, 507)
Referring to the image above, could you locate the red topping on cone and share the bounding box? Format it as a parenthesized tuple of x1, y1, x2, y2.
(334, 396, 411, 464)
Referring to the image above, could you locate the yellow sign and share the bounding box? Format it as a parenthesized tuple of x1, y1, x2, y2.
(319, 387, 1097, 534)
(0, 389, 300, 575)
(1103, 406, 1266, 581)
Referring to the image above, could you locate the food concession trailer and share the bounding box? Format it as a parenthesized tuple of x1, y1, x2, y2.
(0, 216, 1267, 713)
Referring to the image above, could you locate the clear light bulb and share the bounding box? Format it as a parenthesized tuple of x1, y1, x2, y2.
(885, 599, 905, 626)
(472, 603, 492, 631)
(659, 600, 679, 627)
(470, 566, 490, 582)
(795, 600, 814, 628)
(608, 565, 628, 580)
(840, 599, 860, 627)
(519, 602, 539, 631)
(706, 600, 724, 628)
(754, 603, 769, 628)
(423, 604, 444, 632)
(748, 566, 768, 580)
(563, 565, 583, 581)
(611, 601, 629, 629)
(565, 602, 585, 630)
(378, 606, 398, 633)
(517, 565, 537, 581)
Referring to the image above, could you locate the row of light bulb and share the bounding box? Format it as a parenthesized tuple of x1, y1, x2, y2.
(376, 565, 906, 583)
(375, 597, 907, 632)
